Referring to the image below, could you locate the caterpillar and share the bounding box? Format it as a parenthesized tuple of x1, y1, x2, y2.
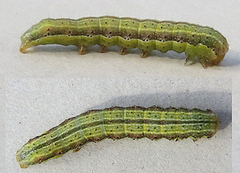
(16, 106, 219, 168)
(19, 16, 229, 68)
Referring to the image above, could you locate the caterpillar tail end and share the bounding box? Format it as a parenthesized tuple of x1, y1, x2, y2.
(208, 110, 219, 138)
(214, 114, 219, 135)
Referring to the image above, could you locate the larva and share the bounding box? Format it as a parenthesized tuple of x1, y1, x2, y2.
(20, 16, 229, 68)
(16, 106, 219, 168)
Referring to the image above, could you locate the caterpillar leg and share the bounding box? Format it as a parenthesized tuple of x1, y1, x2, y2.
(190, 136, 197, 142)
(78, 45, 86, 55)
(120, 47, 127, 55)
(184, 57, 190, 65)
(99, 45, 106, 53)
(73, 148, 81, 152)
(184, 55, 197, 66)
(141, 50, 150, 58)
(199, 58, 209, 69)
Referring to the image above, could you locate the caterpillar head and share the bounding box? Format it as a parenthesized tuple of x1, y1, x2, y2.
(20, 19, 54, 53)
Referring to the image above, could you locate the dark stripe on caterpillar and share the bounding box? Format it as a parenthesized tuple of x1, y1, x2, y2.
(16, 106, 219, 168)
(20, 16, 229, 68)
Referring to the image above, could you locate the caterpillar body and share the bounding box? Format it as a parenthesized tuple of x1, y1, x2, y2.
(20, 16, 229, 68)
(16, 106, 219, 168)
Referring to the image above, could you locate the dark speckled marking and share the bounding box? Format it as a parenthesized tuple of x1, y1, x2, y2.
(20, 16, 228, 68)
(16, 106, 219, 168)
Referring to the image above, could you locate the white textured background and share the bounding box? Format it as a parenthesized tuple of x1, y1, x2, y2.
(0, 0, 239, 172)
(6, 78, 231, 173)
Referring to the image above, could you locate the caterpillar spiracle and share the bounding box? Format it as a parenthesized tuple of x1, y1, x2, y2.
(16, 106, 219, 168)
(20, 16, 229, 68)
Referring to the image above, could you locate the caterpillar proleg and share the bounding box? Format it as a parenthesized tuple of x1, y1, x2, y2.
(20, 16, 229, 68)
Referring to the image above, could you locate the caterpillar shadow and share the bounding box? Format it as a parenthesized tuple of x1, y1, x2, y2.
(219, 50, 240, 67)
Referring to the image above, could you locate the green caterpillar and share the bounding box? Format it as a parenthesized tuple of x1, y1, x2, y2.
(16, 106, 219, 168)
(20, 16, 229, 68)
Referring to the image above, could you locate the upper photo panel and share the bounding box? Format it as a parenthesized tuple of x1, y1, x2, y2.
(1, 0, 239, 78)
